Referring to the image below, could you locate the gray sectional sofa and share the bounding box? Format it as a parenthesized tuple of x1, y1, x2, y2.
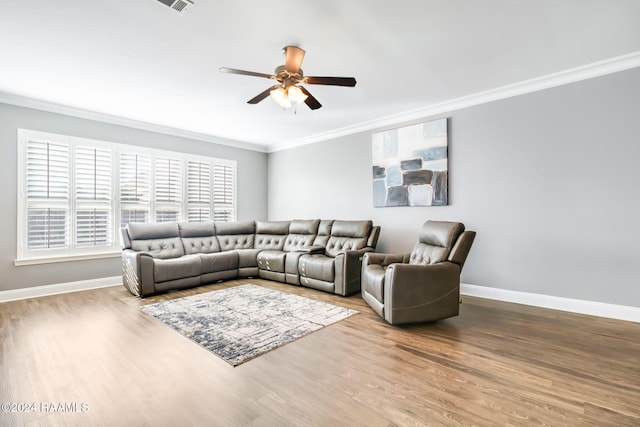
(121, 219, 380, 297)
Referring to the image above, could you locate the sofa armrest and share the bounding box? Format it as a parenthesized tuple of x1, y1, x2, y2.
(334, 249, 373, 296)
(384, 261, 461, 324)
(122, 249, 156, 297)
(296, 245, 325, 254)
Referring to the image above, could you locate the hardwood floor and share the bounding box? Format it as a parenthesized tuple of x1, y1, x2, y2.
(1, 279, 639, 426)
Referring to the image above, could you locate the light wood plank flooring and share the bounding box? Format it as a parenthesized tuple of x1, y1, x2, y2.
(1, 279, 639, 426)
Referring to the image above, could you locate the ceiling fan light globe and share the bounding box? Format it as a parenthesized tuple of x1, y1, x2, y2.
(288, 86, 308, 105)
(270, 87, 291, 109)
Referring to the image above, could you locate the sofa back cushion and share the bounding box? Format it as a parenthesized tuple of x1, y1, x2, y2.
(126, 222, 185, 259)
(255, 220, 291, 250)
(409, 220, 465, 265)
(178, 222, 220, 254)
(325, 220, 373, 257)
(284, 219, 320, 251)
(215, 220, 256, 251)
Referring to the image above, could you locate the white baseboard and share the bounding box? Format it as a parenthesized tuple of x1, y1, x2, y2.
(0, 276, 121, 303)
(3, 279, 638, 323)
(461, 283, 640, 324)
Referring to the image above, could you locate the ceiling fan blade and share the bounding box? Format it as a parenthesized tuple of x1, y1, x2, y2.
(219, 67, 275, 79)
(299, 86, 322, 110)
(247, 85, 280, 104)
(284, 46, 306, 74)
(304, 76, 357, 87)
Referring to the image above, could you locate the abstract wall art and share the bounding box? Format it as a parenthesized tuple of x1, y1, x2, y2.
(372, 118, 448, 207)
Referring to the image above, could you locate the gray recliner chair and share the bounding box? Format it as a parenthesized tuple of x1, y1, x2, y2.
(361, 220, 476, 325)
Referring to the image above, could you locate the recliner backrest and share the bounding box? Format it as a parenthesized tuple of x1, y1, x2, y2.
(179, 222, 220, 254)
(284, 219, 320, 251)
(448, 230, 477, 270)
(126, 222, 185, 259)
(215, 220, 256, 251)
(409, 220, 464, 265)
(325, 220, 373, 257)
(255, 220, 291, 250)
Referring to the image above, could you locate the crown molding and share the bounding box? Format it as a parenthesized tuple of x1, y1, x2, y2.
(0, 92, 268, 153)
(267, 50, 640, 153)
(2, 51, 639, 154)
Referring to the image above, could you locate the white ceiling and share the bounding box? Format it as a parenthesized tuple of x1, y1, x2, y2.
(2, 0, 640, 152)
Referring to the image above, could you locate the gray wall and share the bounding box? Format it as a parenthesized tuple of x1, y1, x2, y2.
(0, 103, 267, 292)
(268, 67, 640, 308)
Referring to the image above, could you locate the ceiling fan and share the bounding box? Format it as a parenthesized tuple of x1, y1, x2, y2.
(219, 46, 357, 110)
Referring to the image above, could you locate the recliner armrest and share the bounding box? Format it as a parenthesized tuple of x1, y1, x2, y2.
(363, 252, 410, 267)
(386, 261, 461, 288)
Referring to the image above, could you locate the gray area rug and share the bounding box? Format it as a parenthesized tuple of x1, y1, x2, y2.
(140, 284, 358, 366)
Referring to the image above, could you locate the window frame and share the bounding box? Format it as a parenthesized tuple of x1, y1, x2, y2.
(16, 129, 237, 265)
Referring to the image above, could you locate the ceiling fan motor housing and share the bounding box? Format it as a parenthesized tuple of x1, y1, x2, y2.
(274, 65, 303, 88)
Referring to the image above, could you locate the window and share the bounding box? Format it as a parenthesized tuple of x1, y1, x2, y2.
(17, 129, 237, 263)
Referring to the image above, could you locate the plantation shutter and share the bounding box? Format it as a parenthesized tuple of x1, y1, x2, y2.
(120, 153, 150, 226)
(18, 129, 237, 261)
(155, 157, 182, 222)
(187, 160, 211, 222)
(75, 147, 112, 247)
(213, 164, 234, 222)
(26, 140, 69, 249)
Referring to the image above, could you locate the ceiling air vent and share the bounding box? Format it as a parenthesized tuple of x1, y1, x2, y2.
(155, 0, 194, 13)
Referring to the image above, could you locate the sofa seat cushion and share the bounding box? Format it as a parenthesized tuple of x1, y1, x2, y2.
(200, 251, 238, 273)
(299, 254, 334, 282)
(362, 264, 386, 303)
(154, 255, 202, 283)
(257, 250, 287, 273)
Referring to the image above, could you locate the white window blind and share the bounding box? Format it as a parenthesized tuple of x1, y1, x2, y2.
(75, 146, 112, 247)
(120, 153, 150, 228)
(26, 140, 69, 250)
(213, 164, 234, 222)
(17, 129, 237, 263)
(187, 160, 211, 222)
(155, 157, 182, 223)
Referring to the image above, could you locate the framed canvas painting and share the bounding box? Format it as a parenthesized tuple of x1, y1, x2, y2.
(372, 118, 448, 207)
